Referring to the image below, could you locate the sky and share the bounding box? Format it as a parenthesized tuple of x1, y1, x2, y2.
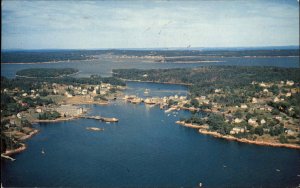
(2, 0, 299, 49)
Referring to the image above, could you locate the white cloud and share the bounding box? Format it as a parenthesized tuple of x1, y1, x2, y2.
(2, 0, 299, 49)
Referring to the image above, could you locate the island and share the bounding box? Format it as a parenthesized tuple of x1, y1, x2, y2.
(16, 68, 79, 78)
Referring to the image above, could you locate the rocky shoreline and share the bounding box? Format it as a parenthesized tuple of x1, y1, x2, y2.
(4, 144, 27, 156)
(19, 129, 39, 140)
(177, 121, 300, 150)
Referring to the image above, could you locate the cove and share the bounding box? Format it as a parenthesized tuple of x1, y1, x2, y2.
(1, 82, 300, 187)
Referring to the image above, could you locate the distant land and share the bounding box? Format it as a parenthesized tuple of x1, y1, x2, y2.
(1, 47, 299, 64)
(1, 45, 299, 52)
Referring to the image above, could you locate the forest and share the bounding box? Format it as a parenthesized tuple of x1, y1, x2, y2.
(113, 66, 300, 97)
(16, 68, 79, 78)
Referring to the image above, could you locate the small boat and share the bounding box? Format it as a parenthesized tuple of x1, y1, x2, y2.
(86, 127, 104, 131)
(41, 149, 45, 154)
(276, 169, 280, 172)
(144, 89, 150, 94)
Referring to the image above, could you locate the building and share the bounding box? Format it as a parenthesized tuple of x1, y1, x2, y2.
(252, 97, 258, 104)
(230, 127, 245, 134)
(260, 119, 266, 125)
(286, 80, 294, 86)
(82, 89, 88, 95)
(248, 118, 258, 127)
(234, 118, 243, 124)
(214, 89, 222, 93)
(55, 105, 84, 117)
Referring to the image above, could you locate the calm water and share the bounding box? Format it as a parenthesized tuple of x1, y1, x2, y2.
(1, 82, 300, 187)
(1, 56, 299, 78)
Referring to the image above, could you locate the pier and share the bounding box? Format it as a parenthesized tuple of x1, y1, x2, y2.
(81, 115, 119, 122)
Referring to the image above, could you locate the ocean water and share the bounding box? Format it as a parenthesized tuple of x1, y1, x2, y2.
(1, 82, 300, 187)
(1, 56, 299, 78)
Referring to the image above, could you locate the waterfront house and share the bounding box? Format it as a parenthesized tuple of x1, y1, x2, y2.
(82, 89, 88, 95)
(65, 92, 73, 98)
(230, 127, 245, 134)
(56, 105, 84, 117)
(259, 82, 267, 87)
(285, 129, 296, 136)
(286, 80, 294, 86)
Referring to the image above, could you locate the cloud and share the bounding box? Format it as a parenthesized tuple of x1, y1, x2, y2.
(2, 0, 299, 49)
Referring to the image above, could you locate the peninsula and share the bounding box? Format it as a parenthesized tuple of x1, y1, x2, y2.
(1, 68, 125, 156)
(113, 66, 300, 149)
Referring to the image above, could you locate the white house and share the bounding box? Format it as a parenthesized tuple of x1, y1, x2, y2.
(234, 118, 243, 124)
(260, 119, 266, 125)
(82, 89, 88, 95)
(248, 118, 258, 127)
(286, 80, 294, 86)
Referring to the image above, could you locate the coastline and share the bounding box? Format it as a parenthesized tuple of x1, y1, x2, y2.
(121, 79, 193, 86)
(15, 70, 80, 79)
(19, 129, 39, 140)
(33, 116, 80, 123)
(176, 121, 207, 129)
(176, 121, 300, 149)
(4, 144, 27, 156)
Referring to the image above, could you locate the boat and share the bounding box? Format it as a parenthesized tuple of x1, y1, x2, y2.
(86, 127, 104, 131)
(41, 148, 45, 154)
(144, 89, 150, 94)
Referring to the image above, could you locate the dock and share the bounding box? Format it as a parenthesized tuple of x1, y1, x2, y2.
(81, 115, 119, 122)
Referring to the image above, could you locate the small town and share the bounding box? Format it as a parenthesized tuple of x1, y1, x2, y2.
(1, 80, 125, 156)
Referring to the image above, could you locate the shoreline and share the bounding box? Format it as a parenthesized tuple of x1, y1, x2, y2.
(15, 70, 80, 79)
(33, 116, 80, 123)
(176, 121, 206, 129)
(4, 144, 27, 156)
(121, 79, 193, 86)
(176, 121, 300, 149)
(19, 129, 39, 140)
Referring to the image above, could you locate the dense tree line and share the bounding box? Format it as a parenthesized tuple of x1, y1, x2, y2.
(16, 68, 78, 78)
(38, 111, 61, 120)
(113, 66, 300, 97)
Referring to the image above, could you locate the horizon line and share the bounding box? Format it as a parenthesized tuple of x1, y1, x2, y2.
(2, 45, 299, 51)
